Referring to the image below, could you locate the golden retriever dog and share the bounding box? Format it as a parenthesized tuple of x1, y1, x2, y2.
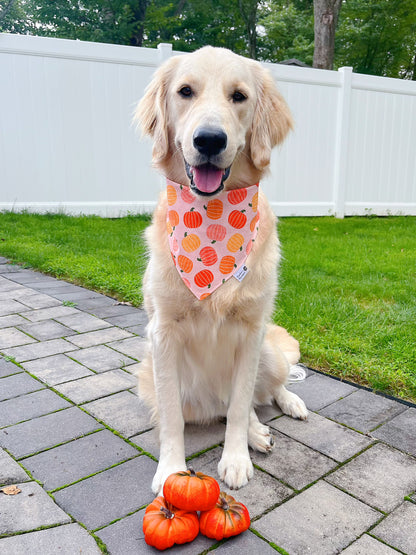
(136, 46, 308, 495)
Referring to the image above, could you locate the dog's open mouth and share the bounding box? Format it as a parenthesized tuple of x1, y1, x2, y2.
(185, 162, 231, 196)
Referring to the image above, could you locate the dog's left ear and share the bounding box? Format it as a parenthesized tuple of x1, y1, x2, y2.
(135, 57, 179, 165)
(250, 64, 294, 171)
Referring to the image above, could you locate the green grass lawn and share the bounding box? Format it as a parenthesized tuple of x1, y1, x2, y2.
(0, 212, 415, 402)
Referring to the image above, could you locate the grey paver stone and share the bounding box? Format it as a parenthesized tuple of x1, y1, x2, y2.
(0, 389, 70, 428)
(125, 324, 147, 336)
(254, 403, 283, 422)
(213, 530, 278, 553)
(52, 290, 103, 302)
(287, 372, 357, 411)
(109, 336, 148, 361)
(0, 372, 44, 401)
(22, 429, 138, 490)
(0, 314, 28, 329)
(55, 369, 137, 404)
(2, 338, 78, 363)
(372, 407, 416, 456)
(319, 389, 407, 432)
(133, 421, 226, 460)
(83, 391, 151, 438)
(253, 480, 380, 555)
(188, 446, 293, 518)
(0, 265, 22, 274)
(0, 523, 101, 554)
(0, 481, 71, 535)
(17, 319, 77, 341)
(53, 456, 157, 530)
(326, 443, 416, 512)
(97, 508, 215, 554)
(22, 353, 94, 385)
(270, 412, 373, 462)
(341, 534, 399, 554)
(20, 305, 79, 323)
(1, 406, 102, 458)
(81, 302, 139, 318)
(70, 344, 135, 372)
(0, 356, 22, 378)
(66, 327, 132, 348)
(67, 297, 117, 313)
(55, 312, 112, 333)
(4, 270, 56, 284)
(0, 447, 30, 485)
(0, 299, 30, 316)
(105, 310, 148, 329)
(24, 279, 72, 290)
(0, 327, 36, 349)
(372, 501, 416, 554)
(17, 292, 62, 310)
(251, 430, 337, 490)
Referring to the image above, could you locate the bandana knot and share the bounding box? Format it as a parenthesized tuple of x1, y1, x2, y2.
(166, 179, 260, 300)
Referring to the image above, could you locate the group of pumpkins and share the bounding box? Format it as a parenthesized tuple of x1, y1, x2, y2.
(143, 468, 250, 550)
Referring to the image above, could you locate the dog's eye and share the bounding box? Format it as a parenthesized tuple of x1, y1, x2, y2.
(232, 91, 247, 103)
(178, 86, 193, 98)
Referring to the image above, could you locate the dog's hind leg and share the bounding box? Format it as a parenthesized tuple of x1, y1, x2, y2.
(254, 324, 308, 420)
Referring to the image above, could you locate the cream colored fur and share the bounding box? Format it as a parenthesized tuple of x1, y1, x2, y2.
(136, 46, 308, 494)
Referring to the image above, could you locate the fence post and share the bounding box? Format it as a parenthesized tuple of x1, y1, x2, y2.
(333, 66, 353, 218)
(157, 43, 173, 64)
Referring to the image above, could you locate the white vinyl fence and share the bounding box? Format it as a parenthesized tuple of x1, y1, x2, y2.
(1, 33, 416, 217)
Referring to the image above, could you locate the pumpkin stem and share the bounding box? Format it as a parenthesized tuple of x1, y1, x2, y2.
(160, 506, 175, 519)
(188, 467, 197, 477)
(220, 497, 229, 511)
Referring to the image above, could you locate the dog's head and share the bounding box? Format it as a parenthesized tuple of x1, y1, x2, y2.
(136, 46, 293, 196)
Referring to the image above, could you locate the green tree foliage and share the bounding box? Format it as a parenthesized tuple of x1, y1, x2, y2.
(335, 0, 416, 78)
(1, 0, 416, 78)
(257, 0, 314, 64)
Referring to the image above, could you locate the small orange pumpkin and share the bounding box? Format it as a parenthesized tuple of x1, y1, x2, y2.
(219, 255, 236, 275)
(227, 188, 247, 205)
(163, 468, 220, 512)
(177, 255, 193, 273)
(180, 186, 195, 204)
(182, 233, 201, 253)
(194, 269, 214, 289)
(142, 496, 199, 551)
(206, 199, 223, 220)
(227, 233, 244, 252)
(206, 224, 227, 242)
(183, 208, 203, 228)
(228, 209, 247, 229)
(168, 210, 180, 228)
(199, 492, 250, 540)
(166, 184, 177, 206)
(198, 246, 218, 266)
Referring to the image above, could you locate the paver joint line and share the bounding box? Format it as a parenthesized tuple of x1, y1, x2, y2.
(1, 262, 416, 554)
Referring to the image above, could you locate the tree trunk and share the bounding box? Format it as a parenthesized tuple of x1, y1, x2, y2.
(238, 0, 258, 59)
(313, 0, 342, 69)
(129, 0, 150, 47)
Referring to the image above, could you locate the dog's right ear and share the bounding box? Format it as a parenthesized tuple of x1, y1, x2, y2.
(135, 57, 179, 165)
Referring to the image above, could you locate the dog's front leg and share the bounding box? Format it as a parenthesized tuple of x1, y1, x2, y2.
(151, 328, 186, 495)
(218, 328, 263, 489)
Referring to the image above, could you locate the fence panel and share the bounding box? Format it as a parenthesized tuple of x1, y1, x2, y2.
(1, 33, 416, 217)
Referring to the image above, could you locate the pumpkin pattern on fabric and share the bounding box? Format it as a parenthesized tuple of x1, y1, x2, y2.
(166, 179, 260, 300)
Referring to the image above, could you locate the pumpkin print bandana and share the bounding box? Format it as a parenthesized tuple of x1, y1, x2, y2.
(166, 179, 260, 300)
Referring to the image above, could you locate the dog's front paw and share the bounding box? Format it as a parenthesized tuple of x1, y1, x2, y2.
(277, 389, 308, 420)
(248, 421, 275, 453)
(152, 460, 186, 496)
(218, 452, 253, 490)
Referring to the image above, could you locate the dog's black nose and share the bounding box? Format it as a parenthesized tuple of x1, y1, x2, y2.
(193, 127, 227, 157)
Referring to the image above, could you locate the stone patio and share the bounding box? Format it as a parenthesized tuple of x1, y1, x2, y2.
(0, 258, 415, 554)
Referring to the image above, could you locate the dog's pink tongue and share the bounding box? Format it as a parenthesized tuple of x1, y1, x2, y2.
(192, 166, 223, 193)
